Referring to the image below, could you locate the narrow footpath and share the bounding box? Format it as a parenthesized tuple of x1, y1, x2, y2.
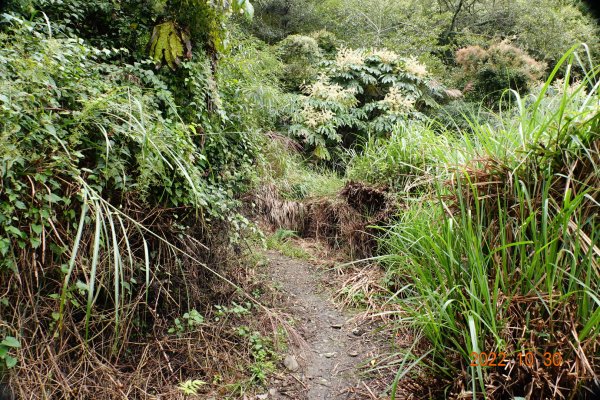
(266, 251, 378, 400)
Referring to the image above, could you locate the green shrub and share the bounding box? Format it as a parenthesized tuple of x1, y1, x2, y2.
(288, 47, 446, 160)
(277, 34, 322, 90)
(0, 16, 239, 221)
(456, 41, 547, 106)
(309, 29, 338, 54)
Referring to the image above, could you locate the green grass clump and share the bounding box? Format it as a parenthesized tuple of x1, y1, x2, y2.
(261, 138, 345, 200)
(265, 229, 312, 260)
(282, 164, 345, 200)
(379, 47, 599, 398)
(346, 122, 453, 191)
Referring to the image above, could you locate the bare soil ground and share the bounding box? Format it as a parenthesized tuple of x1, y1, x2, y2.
(264, 250, 385, 400)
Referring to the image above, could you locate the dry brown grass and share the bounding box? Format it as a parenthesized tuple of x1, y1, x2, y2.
(252, 181, 399, 259)
(0, 203, 296, 400)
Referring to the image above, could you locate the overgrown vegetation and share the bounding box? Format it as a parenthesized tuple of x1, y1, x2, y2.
(370, 52, 600, 398)
(455, 41, 547, 105)
(1, 0, 599, 398)
(0, 0, 281, 398)
(285, 47, 448, 161)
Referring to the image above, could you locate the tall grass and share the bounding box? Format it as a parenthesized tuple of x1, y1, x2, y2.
(346, 122, 454, 192)
(379, 47, 599, 398)
(261, 136, 345, 199)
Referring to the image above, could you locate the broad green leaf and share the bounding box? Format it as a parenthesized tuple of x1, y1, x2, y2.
(1, 336, 20, 348)
(148, 21, 191, 70)
(0, 239, 10, 256)
(44, 193, 62, 203)
(5, 355, 17, 368)
(30, 237, 42, 249)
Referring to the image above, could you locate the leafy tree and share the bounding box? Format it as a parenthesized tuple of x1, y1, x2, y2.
(315, 0, 449, 58)
(288, 47, 447, 160)
(437, 0, 599, 63)
(247, 0, 599, 75)
(512, 0, 598, 63)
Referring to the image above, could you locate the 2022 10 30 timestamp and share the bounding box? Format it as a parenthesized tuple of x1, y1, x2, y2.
(469, 351, 564, 367)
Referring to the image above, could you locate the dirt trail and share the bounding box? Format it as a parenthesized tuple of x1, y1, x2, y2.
(266, 251, 374, 400)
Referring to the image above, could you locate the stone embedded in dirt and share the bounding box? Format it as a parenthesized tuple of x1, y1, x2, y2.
(317, 378, 331, 387)
(352, 327, 364, 336)
(330, 322, 343, 329)
(323, 352, 336, 358)
(348, 350, 359, 357)
(283, 355, 300, 371)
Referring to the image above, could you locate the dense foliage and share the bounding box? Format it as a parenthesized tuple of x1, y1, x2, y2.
(0, 0, 295, 397)
(0, 0, 599, 398)
(251, 0, 599, 64)
(455, 41, 547, 105)
(286, 47, 447, 160)
(276, 34, 322, 90)
(354, 54, 600, 397)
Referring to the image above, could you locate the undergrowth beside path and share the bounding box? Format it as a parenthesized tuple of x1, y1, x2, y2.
(1, 0, 599, 398)
(255, 45, 599, 399)
(375, 49, 600, 399)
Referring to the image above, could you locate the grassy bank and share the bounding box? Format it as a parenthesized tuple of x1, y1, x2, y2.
(367, 51, 600, 398)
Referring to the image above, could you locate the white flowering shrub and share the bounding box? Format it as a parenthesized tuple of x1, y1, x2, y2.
(289, 76, 362, 160)
(288, 47, 446, 160)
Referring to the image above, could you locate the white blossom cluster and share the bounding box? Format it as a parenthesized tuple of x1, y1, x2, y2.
(304, 76, 358, 106)
(299, 104, 335, 128)
(335, 47, 365, 70)
(404, 57, 428, 77)
(382, 86, 415, 113)
(369, 49, 399, 64)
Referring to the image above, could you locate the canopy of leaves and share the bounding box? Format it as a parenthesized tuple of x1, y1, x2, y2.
(245, 0, 599, 71)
